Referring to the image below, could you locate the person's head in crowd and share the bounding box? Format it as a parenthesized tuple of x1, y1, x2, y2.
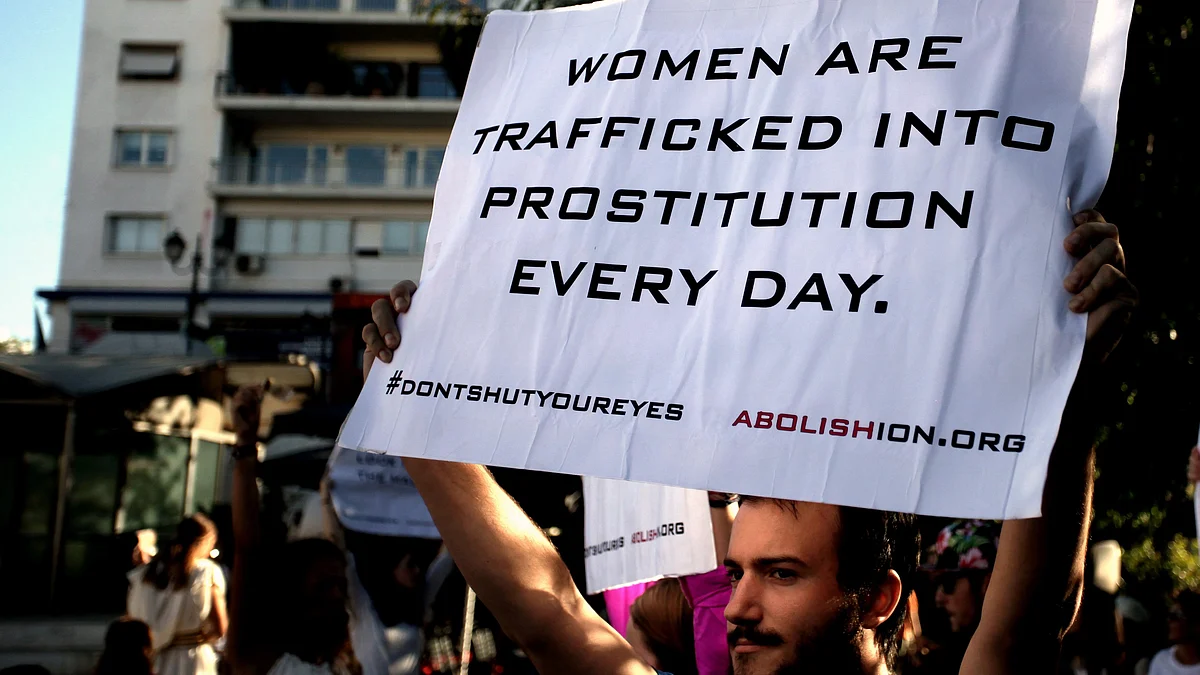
(927, 520, 999, 635)
(144, 513, 217, 590)
(1167, 591, 1200, 647)
(346, 532, 441, 626)
(627, 578, 698, 675)
(725, 497, 920, 674)
(94, 617, 154, 675)
(271, 537, 353, 666)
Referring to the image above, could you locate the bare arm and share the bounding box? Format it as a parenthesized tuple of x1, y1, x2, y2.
(404, 459, 654, 675)
(362, 283, 653, 675)
(962, 212, 1137, 675)
(211, 582, 229, 638)
(226, 386, 274, 675)
(709, 492, 737, 564)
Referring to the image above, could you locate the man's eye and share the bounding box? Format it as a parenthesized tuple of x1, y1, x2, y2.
(726, 568, 743, 582)
(768, 568, 797, 581)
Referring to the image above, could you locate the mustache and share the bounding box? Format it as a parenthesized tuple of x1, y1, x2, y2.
(727, 625, 785, 648)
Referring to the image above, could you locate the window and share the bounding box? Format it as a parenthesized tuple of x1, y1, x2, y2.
(115, 130, 172, 168)
(264, 0, 339, 9)
(356, 0, 398, 10)
(345, 146, 387, 185)
(404, 147, 446, 188)
(416, 64, 456, 98)
(238, 218, 350, 255)
(383, 220, 430, 255)
(262, 144, 327, 185)
(119, 44, 180, 81)
(107, 216, 164, 254)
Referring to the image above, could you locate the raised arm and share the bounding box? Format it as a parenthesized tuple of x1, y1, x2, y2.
(962, 212, 1137, 675)
(362, 283, 655, 675)
(226, 385, 272, 675)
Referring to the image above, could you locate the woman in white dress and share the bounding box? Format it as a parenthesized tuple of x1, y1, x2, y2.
(127, 513, 228, 675)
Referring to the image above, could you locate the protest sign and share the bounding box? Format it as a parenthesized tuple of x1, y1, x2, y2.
(583, 477, 717, 593)
(338, 0, 1133, 518)
(328, 446, 439, 538)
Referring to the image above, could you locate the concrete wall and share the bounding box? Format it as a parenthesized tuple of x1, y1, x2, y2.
(58, 0, 227, 290)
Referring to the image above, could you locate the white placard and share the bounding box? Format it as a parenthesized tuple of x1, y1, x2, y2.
(339, 0, 1133, 518)
(328, 447, 439, 539)
(583, 477, 717, 594)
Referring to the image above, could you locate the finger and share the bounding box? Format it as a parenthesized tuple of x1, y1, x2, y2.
(1071, 209, 1106, 226)
(371, 298, 400, 350)
(390, 280, 418, 314)
(1064, 238, 1122, 293)
(361, 322, 391, 363)
(1064, 220, 1119, 257)
(1071, 263, 1129, 313)
(362, 350, 374, 381)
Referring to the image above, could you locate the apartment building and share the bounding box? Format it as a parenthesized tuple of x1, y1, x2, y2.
(43, 0, 466, 400)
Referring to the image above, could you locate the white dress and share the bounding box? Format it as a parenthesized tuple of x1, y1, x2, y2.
(127, 558, 225, 675)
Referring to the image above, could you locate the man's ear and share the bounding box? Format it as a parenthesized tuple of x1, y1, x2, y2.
(862, 569, 904, 631)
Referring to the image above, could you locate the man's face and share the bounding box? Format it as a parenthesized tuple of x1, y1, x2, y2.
(724, 500, 866, 675)
(1166, 605, 1200, 644)
(933, 574, 980, 633)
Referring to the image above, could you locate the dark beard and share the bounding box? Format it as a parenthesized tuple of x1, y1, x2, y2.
(286, 606, 351, 665)
(731, 603, 867, 675)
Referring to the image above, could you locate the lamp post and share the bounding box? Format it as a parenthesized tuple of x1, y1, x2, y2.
(163, 230, 211, 356)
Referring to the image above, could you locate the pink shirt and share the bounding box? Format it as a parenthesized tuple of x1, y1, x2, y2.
(681, 569, 733, 675)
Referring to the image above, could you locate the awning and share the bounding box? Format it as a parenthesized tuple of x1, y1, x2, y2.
(0, 354, 218, 400)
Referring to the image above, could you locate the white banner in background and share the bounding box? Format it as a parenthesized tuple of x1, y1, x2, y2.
(583, 477, 717, 594)
(339, 0, 1134, 518)
(328, 447, 439, 539)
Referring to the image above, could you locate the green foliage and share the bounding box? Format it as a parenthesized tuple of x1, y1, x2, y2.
(1092, 2, 1199, 603)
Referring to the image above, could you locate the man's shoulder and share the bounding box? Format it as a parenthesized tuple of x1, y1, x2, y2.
(1149, 647, 1178, 673)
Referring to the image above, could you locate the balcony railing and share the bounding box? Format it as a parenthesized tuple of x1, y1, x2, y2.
(216, 70, 458, 101)
(211, 157, 441, 193)
(231, 0, 487, 14)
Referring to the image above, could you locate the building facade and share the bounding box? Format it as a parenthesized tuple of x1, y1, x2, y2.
(44, 0, 462, 400)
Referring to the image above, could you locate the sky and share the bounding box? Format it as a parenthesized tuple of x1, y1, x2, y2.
(0, 2, 83, 342)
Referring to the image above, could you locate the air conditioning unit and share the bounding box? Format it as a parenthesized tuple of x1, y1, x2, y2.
(235, 254, 266, 276)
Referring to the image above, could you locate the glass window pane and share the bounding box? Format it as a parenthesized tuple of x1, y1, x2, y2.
(19, 453, 58, 535)
(415, 221, 430, 254)
(423, 148, 444, 187)
(189, 441, 222, 517)
(297, 219, 323, 254)
(383, 221, 412, 254)
(417, 65, 455, 98)
(113, 219, 139, 252)
(323, 220, 351, 254)
(120, 434, 188, 532)
(404, 150, 419, 188)
(267, 219, 295, 254)
(137, 219, 161, 253)
(146, 134, 170, 166)
(311, 147, 328, 185)
(265, 145, 309, 184)
(346, 146, 386, 185)
(65, 455, 121, 535)
(237, 218, 268, 254)
(119, 132, 143, 165)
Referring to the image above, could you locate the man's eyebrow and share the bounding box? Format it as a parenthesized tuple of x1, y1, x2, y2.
(724, 556, 809, 569)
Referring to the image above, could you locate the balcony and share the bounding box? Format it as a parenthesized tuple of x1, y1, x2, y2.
(209, 156, 439, 200)
(217, 75, 459, 127)
(225, 0, 488, 25)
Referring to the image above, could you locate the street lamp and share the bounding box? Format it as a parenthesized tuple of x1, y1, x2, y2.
(163, 228, 219, 356)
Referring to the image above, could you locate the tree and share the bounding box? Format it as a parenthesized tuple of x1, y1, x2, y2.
(0, 337, 32, 355)
(1091, 4, 1198, 603)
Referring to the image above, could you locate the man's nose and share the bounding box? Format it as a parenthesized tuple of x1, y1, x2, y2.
(724, 577, 764, 626)
(934, 588, 948, 607)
